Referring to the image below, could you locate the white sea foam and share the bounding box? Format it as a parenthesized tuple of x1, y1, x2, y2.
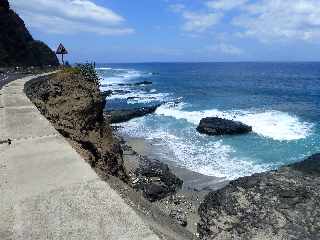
(98, 67, 148, 85)
(107, 90, 170, 104)
(155, 103, 313, 141)
(118, 118, 271, 180)
(95, 67, 112, 70)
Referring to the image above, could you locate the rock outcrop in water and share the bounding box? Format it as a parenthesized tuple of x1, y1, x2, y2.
(198, 154, 320, 240)
(197, 117, 252, 136)
(25, 69, 126, 180)
(0, 0, 59, 67)
(105, 105, 160, 124)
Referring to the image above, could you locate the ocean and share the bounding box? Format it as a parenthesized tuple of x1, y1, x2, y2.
(96, 62, 320, 180)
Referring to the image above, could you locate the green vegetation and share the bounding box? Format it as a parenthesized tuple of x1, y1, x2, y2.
(62, 63, 100, 86)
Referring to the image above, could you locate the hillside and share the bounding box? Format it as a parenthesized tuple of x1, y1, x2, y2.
(0, 0, 59, 67)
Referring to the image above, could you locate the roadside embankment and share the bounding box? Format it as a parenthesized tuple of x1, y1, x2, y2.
(24, 67, 194, 240)
(25, 69, 127, 180)
(1, 73, 161, 240)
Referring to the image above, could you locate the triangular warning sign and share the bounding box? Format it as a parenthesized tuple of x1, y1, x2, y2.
(56, 43, 68, 54)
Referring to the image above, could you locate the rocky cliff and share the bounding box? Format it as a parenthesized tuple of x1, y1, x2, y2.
(0, 0, 59, 67)
(198, 154, 320, 240)
(24, 68, 127, 180)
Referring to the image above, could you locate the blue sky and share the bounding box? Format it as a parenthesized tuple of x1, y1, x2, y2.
(10, 0, 320, 63)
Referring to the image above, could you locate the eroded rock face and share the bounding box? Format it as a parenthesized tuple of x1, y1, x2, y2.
(0, 0, 59, 67)
(25, 71, 127, 180)
(197, 117, 252, 136)
(198, 154, 320, 240)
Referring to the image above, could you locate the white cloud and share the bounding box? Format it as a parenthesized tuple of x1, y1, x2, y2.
(233, 0, 320, 42)
(10, 0, 134, 35)
(169, 3, 186, 13)
(182, 11, 222, 32)
(207, 43, 243, 55)
(169, 4, 222, 33)
(206, 0, 248, 11)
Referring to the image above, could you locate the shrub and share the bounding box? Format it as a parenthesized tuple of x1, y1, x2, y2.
(62, 63, 100, 86)
(77, 63, 100, 86)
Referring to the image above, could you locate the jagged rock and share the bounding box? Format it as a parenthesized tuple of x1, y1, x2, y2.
(113, 90, 131, 94)
(143, 182, 171, 202)
(198, 154, 320, 240)
(105, 105, 160, 124)
(134, 157, 183, 202)
(0, 0, 59, 67)
(116, 81, 152, 87)
(101, 90, 113, 98)
(170, 209, 188, 227)
(197, 117, 252, 136)
(134, 80, 152, 86)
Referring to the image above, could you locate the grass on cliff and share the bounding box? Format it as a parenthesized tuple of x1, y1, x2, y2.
(60, 64, 100, 87)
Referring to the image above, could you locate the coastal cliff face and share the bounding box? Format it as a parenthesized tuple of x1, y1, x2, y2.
(0, 0, 59, 67)
(24, 70, 127, 180)
(198, 154, 320, 240)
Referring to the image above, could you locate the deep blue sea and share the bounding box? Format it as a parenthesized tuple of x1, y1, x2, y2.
(96, 63, 320, 180)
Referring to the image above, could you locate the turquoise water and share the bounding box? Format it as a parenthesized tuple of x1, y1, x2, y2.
(97, 63, 320, 179)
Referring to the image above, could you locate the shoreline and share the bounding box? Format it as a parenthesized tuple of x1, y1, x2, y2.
(24, 69, 197, 239)
(119, 134, 229, 192)
(114, 131, 229, 235)
(23, 68, 320, 239)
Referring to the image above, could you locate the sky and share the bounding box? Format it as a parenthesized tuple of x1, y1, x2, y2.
(10, 0, 320, 63)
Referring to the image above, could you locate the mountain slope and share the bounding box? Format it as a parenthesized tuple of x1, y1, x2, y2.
(0, 0, 59, 67)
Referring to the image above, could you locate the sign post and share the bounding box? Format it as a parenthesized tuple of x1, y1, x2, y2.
(56, 43, 68, 65)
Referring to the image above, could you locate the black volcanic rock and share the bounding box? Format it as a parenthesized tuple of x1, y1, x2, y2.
(197, 117, 252, 135)
(198, 154, 320, 240)
(0, 0, 59, 67)
(135, 158, 183, 202)
(105, 105, 160, 124)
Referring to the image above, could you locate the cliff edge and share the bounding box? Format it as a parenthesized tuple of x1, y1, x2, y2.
(0, 0, 59, 67)
(24, 68, 127, 180)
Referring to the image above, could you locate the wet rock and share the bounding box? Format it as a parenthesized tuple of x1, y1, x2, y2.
(136, 159, 184, 202)
(126, 96, 140, 100)
(101, 90, 113, 98)
(170, 209, 188, 227)
(198, 154, 320, 240)
(116, 81, 152, 87)
(113, 90, 131, 94)
(197, 117, 252, 136)
(134, 80, 152, 86)
(105, 104, 161, 124)
(143, 182, 171, 202)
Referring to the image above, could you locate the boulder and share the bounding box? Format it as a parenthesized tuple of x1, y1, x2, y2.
(136, 159, 183, 202)
(197, 117, 252, 136)
(198, 154, 320, 240)
(169, 209, 188, 227)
